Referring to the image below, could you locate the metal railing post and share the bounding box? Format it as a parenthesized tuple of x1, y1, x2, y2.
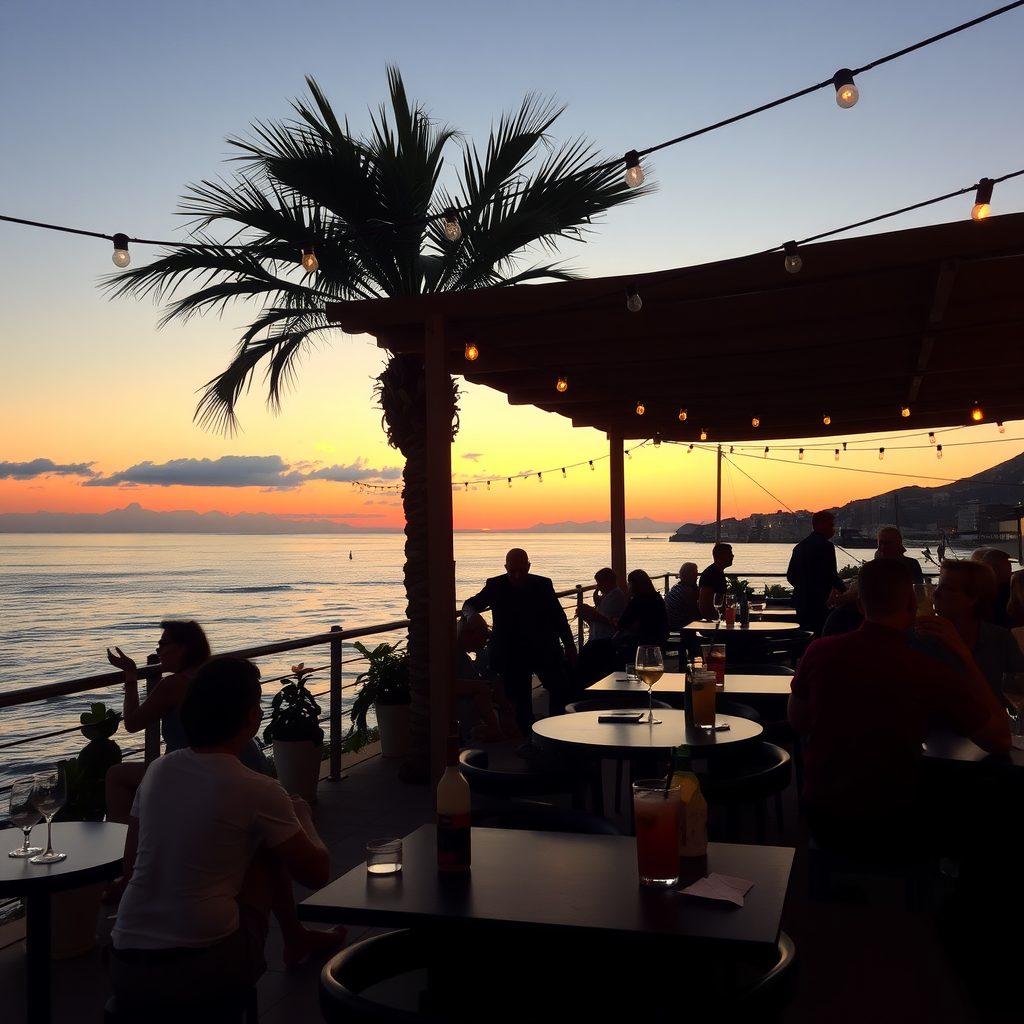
(329, 625, 343, 781)
(575, 585, 584, 648)
(144, 653, 161, 763)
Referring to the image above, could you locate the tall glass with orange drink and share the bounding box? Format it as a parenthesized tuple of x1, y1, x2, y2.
(633, 780, 681, 886)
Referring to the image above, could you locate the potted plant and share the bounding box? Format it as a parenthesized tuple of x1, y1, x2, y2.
(263, 663, 324, 802)
(350, 641, 411, 758)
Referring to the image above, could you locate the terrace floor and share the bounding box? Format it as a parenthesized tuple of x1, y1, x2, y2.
(2, 687, 1017, 1023)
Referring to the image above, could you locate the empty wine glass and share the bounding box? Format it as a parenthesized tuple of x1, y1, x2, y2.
(29, 768, 67, 864)
(7, 778, 43, 858)
(712, 592, 724, 624)
(1002, 672, 1024, 739)
(635, 646, 664, 724)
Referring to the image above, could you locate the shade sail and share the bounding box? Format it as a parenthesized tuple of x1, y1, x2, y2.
(327, 213, 1024, 442)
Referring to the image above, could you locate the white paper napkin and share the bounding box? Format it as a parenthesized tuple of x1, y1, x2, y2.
(679, 872, 753, 906)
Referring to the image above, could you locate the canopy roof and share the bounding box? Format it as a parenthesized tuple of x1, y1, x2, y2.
(328, 213, 1024, 443)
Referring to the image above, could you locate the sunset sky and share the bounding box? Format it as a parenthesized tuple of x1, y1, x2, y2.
(1, 1, 1022, 531)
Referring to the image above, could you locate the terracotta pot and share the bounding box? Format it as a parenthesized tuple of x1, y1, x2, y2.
(272, 739, 323, 802)
(375, 703, 411, 758)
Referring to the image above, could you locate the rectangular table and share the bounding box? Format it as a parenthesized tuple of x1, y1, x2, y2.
(300, 824, 794, 955)
(588, 671, 793, 700)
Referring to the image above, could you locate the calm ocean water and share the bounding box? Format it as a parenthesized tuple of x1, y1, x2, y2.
(0, 532, 796, 788)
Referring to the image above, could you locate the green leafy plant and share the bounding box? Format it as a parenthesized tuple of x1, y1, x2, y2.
(764, 583, 793, 599)
(837, 562, 861, 581)
(348, 642, 410, 750)
(263, 663, 324, 745)
(726, 574, 754, 598)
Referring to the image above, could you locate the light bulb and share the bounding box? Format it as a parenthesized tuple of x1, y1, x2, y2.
(626, 283, 642, 312)
(538, 472, 543, 483)
(751, 416, 760, 428)
(653, 433, 661, 448)
(301, 246, 319, 273)
(901, 406, 910, 418)
(688, 444, 694, 453)
(878, 448, 885, 460)
(799, 448, 804, 460)
(936, 445, 943, 459)
(111, 233, 130, 268)
(561, 467, 566, 478)
(589, 460, 595, 471)
(783, 241, 802, 274)
(998, 421, 1005, 433)
(556, 376, 568, 392)
(834, 449, 840, 461)
(464, 342, 479, 361)
(833, 69, 859, 109)
(624, 150, 644, 188)
(508, 477, 512, 488)
(486, 480, 490, 491)
(823, 414, 831, 426)
(971, 178, 994, 222)
(971, 403, 983, 422)
(678, 408, 688, 422)
(636, 400, 645, 415)
(443, 208, 462, 241)
(763, 447, 769, 458)
(699, 429, 707, 441)
(928, 432, 936, 444)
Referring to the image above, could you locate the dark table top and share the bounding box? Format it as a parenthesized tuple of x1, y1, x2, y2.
(299, 825, 794, 954)
(532, 709, 763, 758)
(589, 672, 793, 698)
(0, 821, 126, 896)
(922, 727, 1024, 769)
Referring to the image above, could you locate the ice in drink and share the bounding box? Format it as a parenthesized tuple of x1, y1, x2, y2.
(633, 780, 681, 886)
(691, 669, 717, 728)
(700, 644, 726, 689)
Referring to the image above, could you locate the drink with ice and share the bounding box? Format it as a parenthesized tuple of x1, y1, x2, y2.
(633, 780, 681, 886)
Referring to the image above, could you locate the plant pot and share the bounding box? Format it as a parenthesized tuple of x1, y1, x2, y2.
(50, 880, 105, 959)
(272, 739, 323, 802)
(375, 702, 411, 758)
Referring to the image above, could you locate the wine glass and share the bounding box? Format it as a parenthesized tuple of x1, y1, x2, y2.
(749, 598, 765, 622)
(7, 778, 43, 858)
(635, 646, 664, 724)
(29, 768, 67, 864)
(712, 593, 724, 624)
(1002, 672, 1024, 740)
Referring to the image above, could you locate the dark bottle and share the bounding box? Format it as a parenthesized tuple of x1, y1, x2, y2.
(436, 735, 471, 872)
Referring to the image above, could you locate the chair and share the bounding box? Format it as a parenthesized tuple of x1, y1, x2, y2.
(564, 695, 673, 813)
(718, 699, 761, 723)
(735, 664, 795, 675)
(104, 987, 258, 1024)
(700, 742, 792, 844)
(472, 800, 621, 834)
(457, 748, 585, 810)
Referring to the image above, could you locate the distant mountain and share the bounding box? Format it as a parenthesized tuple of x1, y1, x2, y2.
(0, 502, 401, 534)
(520, 517, 682, 534)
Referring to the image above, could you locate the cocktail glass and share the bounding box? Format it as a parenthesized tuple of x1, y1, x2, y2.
(632, 779, 681, 886)
(1002, 672, 1024, 738)
(691, 669, 718, 729)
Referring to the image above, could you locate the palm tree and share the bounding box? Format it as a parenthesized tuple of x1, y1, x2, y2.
(105, 67, 651, 780)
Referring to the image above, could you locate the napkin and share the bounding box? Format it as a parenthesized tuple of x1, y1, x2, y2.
(679, 873, 753, 907)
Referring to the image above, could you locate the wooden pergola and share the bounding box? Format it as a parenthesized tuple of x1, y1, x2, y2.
(327, 213, 1024, 776)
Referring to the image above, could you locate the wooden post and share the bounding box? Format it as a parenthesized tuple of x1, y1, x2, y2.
(329, 625, 342, 781)
(609, 429, 627, 589)
(425, 316, 456, 787)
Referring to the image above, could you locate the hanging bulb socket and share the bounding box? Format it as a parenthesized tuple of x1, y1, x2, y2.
(822, 414, 831, 426)
(833, 68, 859, 109)
(636, 399, 645, 415)
(626, 283, 642, 312)
(688, 444, 694, 453)
(783, 241, 802, 274)
(556, 375, 568, 393)
(751, 415, 760, 428)
(111, 233, 131, 268)
(928, 432, 936, 445)
(300, 245, 319, 274)
(936, 445, 943, 459)
(971, 178, 994, 222)
(443, 207, 462, 242)
(878, 447, 885, 460)
(763, 447, 770, 458)
(997, 421, 1005, 433)
(678, 407, 688, 422)
(798, 448, 805, 460)
(561, 467, 567, 478)
(900, 406, 910, 418)
(971, 402, 984, 422)
(834, 448, 840, 461)
(699, 429, 707, 441)
(624, 150, 644, 188)
(653, 432, 661, 448)
(464, 341, 479, 362)
(589, 460, 595, 471)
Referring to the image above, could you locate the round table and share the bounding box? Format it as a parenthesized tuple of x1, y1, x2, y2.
(683, 620, 806, 635)
(0, 820, 126, 1024)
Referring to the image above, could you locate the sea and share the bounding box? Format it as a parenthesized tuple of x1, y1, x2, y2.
(0, 533, 799, 791)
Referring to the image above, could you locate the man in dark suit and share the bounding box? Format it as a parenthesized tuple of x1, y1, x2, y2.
(462, 548, 577, 734)
(787, 511, 846, 635)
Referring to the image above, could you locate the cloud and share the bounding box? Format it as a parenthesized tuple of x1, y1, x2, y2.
(461, 452, 484, 462)
(82, 455, 403, 490)
(0, 459, 97, 480)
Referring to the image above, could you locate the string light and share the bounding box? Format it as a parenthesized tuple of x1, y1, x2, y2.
(834, 449, 840, 461)
(561, 467, 567, 478)
(751, 415, 760, 428)
(764, 447, 770, 458)
(833, 68, 859, 109)
(624, 150, 644, 188)
(729, 446, 734, 454)
(486, 480, 490, 491)
(589, 460, 595, 470)
(936, 444, 943, 459)
(700, 429, 707, 441)
(626, 283, 642, 312)
(928, 432, 936, 444)
(823, 414, 831, 426)
(636, 399, 645, 415)
(688, 445, 694, 453)
(783, 241, 802, 274)
(971, 178, 994, 221)
(843, 442, 847, 451)
(464, 341, 479, 361)
(653, 433, 661, 448)
(998, 421, 1005, 433)
(971, 402, 984, 422)
(556, 375, 568, 392)
(901, 406, 910, 418)
(878, 447, 885, 460)
(111, 233, 131, 268)
(626, 450, 633, 460)
(798, 448, 804, 460)
(443, 207, 462, 241)
(678, 408, 688, 422)
(538, 472, 543, 483)
(300, 245, 319, 274)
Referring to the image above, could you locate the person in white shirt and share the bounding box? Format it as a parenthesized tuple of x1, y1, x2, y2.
(576, 567, 628, 641)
